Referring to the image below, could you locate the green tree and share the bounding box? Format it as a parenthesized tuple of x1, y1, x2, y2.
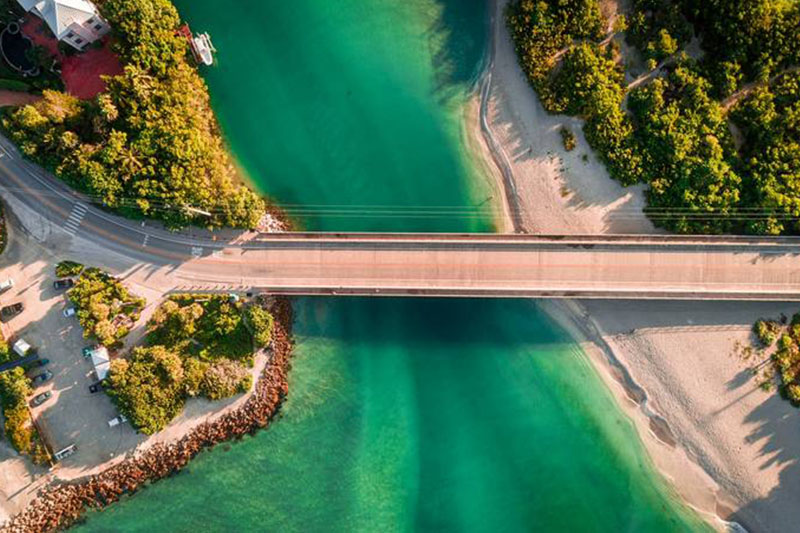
(245, 305, 275, 348)
(107, 345, 186, 434)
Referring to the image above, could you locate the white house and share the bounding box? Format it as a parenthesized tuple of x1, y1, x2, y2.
(16, 0, 110, 50)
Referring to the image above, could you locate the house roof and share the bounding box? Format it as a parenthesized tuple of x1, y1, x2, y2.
(17, 0, 99, 39)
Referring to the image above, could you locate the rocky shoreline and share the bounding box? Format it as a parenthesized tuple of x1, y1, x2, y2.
(1, 298, 294, 533)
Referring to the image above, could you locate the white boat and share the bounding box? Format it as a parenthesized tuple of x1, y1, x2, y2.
(192, 32, 216, 66)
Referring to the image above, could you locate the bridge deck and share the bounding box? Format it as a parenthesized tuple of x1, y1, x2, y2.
(188, 234, 800, 300)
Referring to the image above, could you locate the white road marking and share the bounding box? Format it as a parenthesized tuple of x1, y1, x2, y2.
(63, 204, 88, 236)
(142, 234, 150, 248)
(191, 246, 203, 257)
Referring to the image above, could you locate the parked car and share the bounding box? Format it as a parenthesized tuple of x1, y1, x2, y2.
(0, 303, 24, 321)
(63, 307, 76, 318)
(53, 279, 74, 290)
(30, 391, 52, 407)
(31, 370, 53, 386)
(89, 381, 105, 394)
(108, 414, 128, 427)
(54, 444, 76, 461)
(0, 278, 14, 292)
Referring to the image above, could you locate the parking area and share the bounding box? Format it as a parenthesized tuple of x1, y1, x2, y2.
(0, 230, 143, 477)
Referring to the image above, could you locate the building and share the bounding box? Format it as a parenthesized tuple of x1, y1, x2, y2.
(16, 0, 110, 50)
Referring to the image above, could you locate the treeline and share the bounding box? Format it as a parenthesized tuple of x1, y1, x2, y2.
(0, 340, 48, 463)
(108, 294, 274, 434)
(753, 315, 800, 405)
(506, 0, 800, 234)
(2, 0, 265, 229)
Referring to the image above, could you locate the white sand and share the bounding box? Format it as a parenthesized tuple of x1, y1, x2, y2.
(481, 1, 800, 531)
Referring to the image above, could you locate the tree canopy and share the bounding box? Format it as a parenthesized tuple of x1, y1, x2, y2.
(67, 268, 145, 346)
(506, 0, 800, 234)
(108, 295, 273, 434)
(2, 0, 266, 229)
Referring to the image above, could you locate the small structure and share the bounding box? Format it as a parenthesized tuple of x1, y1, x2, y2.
(16, 0, 110, 50)
(12, 338, 32, 357)
(88, 345, 110, 380)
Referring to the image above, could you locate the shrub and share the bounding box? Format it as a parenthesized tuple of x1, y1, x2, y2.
(200, 359, 251, 401)
(560, 127, 577, 151)
(55, 260, 84, 278)
(3, 403, 33, 452)
(245, 305, 274, 348)
(754, 319, 781, 346)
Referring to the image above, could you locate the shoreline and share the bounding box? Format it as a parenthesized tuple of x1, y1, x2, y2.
(538, 300, 739, 531)
(1, 298, 295, 533)
(476, 1, 798, 531)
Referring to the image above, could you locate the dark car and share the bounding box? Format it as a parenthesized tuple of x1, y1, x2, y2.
(0, 303, 24, 321)
(89, 381, 106, 394)
(31, 370, 53, 385)
(30, 391, 52, 407)
(53, 279, 74, 290)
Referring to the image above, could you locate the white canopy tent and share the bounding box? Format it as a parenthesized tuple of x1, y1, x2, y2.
(89, 346, 110, 380)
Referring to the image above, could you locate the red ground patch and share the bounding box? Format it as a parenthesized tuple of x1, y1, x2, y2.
(21, 14, 122, 100)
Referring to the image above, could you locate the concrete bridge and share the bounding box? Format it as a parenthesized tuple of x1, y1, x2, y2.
(212, 233, 800, 301)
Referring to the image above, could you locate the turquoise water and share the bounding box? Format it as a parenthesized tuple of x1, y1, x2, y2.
(177, 0, 495, 232)
(76, 299, 709, 532)
(74, 1, 711, 531)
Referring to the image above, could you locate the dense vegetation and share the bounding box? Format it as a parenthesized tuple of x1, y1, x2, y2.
(55, 260, 84, 278)
(506, 0, 605, 110)
(1, 0, 266, 229)
(506, 0, 800, 234)
(681, 0, 800, 90)
(67, 267, 145, 347)
(752, 315, 800, 405)
(108, 294, 274, 434)
(0, 339, 48, 463)
(731, 71, 800, 233)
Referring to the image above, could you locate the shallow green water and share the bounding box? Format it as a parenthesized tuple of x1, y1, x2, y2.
(74, 1, 711, 531)
(76, 299, 709, 533)
(183, 0, 495, 232)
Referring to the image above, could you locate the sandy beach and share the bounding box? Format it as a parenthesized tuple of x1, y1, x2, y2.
(479, 1, 800, 531)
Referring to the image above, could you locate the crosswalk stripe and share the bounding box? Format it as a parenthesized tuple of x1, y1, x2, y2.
(63, 203, 88, 236)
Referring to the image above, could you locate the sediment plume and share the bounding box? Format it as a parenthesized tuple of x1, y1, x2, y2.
(1, 298, 294, 533)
